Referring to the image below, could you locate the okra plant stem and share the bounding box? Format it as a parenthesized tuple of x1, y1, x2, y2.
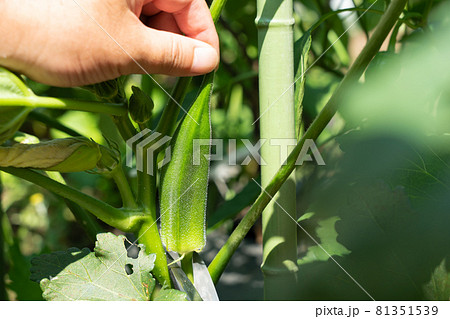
(208, 0, 409, 284)
(111, 167, 138, 209)
(137, 220, 173, 288)
(0, 167, 146, 232)
(256, 0, 298, 300)
(46, 171, 103, 240)
(112, 115, 138, 142)
(0, 97, 127, 116)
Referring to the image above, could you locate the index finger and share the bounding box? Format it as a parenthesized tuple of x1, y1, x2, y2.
(144, 0, 219, 53)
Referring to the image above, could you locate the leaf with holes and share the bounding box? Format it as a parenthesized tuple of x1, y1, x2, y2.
(30, 233, 156, 301)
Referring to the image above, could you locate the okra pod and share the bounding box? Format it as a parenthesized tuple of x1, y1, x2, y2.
(160, 73, 214, 254)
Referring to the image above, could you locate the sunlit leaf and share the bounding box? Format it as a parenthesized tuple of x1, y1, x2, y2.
(423, 259, 450, 301)
(30, 233, 156, 301)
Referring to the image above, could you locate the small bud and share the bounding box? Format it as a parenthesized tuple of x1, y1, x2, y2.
(96, 143, 120, 174)
(128, 86, 154, 124)
(84, 79, 122, 101)
(0, 137, 101, 173)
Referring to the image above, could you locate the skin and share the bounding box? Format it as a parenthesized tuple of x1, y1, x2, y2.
(0, 0, 219, 87)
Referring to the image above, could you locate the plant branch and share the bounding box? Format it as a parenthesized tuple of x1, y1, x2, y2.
(0, 96, 127, 116)
(208, 0, 408, 284)
(0, 167, 146, 232)
(111, 167, 138, 209)
(46, 171, 103, 240)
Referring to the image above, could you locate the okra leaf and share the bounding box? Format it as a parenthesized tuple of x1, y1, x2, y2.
(160, 73, 214, 254)
(423, 259, 450, 301)
(0, 68, 34, 144)
(30, 233, 157, 301)
(152, 289, 187, 301)
(293, 32, 312, 139)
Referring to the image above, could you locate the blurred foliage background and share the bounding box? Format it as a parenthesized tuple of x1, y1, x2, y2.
(1, 0, 450, 300)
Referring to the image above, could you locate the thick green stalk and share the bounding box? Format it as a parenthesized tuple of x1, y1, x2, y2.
(137, 220, 172, 288)
(0, 167, 146, 232)
(0, 175, 8, 300)
(112, 115, 138, 142)
(0, 96, 127, 116)
(136, 150, 172, 288)
(256, 0, 298, 300)
(208, 0, 408, 284)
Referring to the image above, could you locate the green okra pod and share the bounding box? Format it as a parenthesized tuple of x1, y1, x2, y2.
(160, 73, 214, 254)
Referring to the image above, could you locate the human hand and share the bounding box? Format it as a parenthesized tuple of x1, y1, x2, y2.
(0, 0, 219, 87)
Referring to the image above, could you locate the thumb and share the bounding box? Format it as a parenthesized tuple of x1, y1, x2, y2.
(125, 25, 219, 77)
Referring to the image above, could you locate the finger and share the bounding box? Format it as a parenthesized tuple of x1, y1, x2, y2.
(145, 12, 182, 34)
(124, 23, 219, 76)
(141, 3, 160, 16)
(150, 0, 219, 53)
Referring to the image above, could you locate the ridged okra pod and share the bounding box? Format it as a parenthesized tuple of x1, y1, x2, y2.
(160, 73, 214, 254)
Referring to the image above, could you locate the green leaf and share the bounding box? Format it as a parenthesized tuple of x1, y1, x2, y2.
(298, 216, 350, 265)
(293, 32, 312, 139)
(30, 233, 157, 301)
(160, 73, 213, 254)
(423, 259, 450, 301)
(0, 68, 34, 144)
(152, 289, 187, 301)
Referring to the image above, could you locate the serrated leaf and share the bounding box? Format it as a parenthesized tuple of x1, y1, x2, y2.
(153, 289, 187, 301)
(30, 233, 156, 301)
(0, 68, 34, 144)
(424, 259, 450, 301)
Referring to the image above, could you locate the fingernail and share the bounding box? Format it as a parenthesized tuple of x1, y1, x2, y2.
(191, 47, 218, 74)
